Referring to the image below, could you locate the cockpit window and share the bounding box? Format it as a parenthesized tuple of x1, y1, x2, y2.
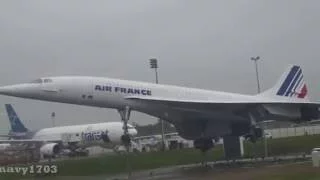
(30, 78, 53, 84)
(30, 79, 42, 84)
(43, 79, 53, 83)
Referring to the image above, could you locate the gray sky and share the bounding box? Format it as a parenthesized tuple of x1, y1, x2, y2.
(0, 0, 319, 133)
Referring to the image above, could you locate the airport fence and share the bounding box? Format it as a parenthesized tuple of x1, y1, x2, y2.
(265, 125, 320, 139)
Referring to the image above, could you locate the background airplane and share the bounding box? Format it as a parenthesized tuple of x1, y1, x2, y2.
(0, 143, 10, 152)
(0, 65, 318, 153)
(0, 104, 137, 157)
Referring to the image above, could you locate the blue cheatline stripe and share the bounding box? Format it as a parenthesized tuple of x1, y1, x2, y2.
(290, 74, 304, 97)
(284, 68, 302, 96)
(276, 66, 300, 96)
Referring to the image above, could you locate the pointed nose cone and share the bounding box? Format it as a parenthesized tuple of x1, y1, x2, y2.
(0, 84, 39, 98)
(0, 85, 19, 96)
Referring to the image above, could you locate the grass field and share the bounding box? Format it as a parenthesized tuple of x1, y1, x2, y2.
(244, 134, 320, 157)
(54, 147, 223, 176)
(2, 134, 320, 179)
(182, 162, 320, 180)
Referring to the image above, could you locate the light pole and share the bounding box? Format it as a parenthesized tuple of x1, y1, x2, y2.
(251, 56, 267, 158)
(251, 56, 261, 93)
(149, 58, 165, 151)
(51, 112, 56, 127)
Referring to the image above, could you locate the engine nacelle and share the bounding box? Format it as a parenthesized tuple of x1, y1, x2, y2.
(40, 143, 60, 157)
(301, 107, 320, 121)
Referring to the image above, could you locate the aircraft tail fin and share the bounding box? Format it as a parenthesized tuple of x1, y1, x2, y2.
(259, 65, 309, 100)
(5, 104, 28, 133)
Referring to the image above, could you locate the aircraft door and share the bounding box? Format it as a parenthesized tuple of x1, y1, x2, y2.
(75, 79, 94, 104)
(61, 78, 94, 104)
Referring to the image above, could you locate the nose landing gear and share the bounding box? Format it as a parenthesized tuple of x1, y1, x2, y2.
(118, 106, 132, 178)
(118, 106, 132, 147)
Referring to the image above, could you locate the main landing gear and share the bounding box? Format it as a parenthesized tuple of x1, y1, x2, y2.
(246, 112, 263, 143)
(194, 137, 214, 166)
(194, 138, 214, 153)
(244, 127, 263, 143)
(193, 120, 215, 166)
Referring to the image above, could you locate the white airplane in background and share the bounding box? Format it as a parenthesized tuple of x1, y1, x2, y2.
(0, 143, 10, 152)
(0, 65, 319, 153)
(0, 104, 137, 157)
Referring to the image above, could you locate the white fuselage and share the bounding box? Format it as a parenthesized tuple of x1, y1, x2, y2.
(0, 77, 265, 122)
(31, 122, 137, 148)
(0, 76, 262, 109)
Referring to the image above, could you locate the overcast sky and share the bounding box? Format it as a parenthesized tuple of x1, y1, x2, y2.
(0, 0, 319, 133)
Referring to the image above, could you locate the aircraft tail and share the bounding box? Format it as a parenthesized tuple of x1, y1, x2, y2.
(5, 104, 28, 133)
(259, 65, 309, 100)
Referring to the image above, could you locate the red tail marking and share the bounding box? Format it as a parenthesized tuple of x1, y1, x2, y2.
(298, 84, 308, 98)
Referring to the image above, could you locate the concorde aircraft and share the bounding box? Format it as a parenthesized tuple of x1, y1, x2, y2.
(0, 65, 318, 153)
(0, 104, 137, 157)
